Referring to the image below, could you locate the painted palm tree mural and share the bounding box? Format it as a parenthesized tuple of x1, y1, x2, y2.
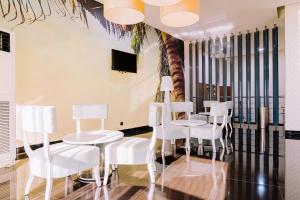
(0, 0, 185, 102)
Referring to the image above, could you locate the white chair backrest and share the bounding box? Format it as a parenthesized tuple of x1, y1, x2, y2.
(226, 101, 234, 117)
(22, 106, 56, 134)
(21, 105, 56, 161)
(210, 102, 227, 128)
(148, 103, 162, 151)
(203, 101, 218, 112)
(72, 104, 108, 132)
(171, 102, 193, 120)
(148, 103, 163, 127)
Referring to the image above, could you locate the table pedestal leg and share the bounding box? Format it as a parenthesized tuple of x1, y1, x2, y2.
(77, 144, 112, 183)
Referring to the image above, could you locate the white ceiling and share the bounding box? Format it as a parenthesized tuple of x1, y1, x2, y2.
(98, 0, 297, 40)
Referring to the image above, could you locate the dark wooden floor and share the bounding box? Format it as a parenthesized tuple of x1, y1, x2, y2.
(0, 124, 285, 200)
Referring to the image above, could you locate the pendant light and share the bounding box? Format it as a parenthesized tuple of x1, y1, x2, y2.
(142, 0, 182, 6)
(160, 0, 199, 27)
(104, 0, 145, 25)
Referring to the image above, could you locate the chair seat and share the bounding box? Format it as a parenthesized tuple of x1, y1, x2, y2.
(209, 116, 232, 124)
(105, 137, 151, 165)
(208, 116, 224, 124)
(190, 124, 223, 140)
(156, 125, 189, 140)
(30, 143, 99, 179)
(190, 114, 209, 121)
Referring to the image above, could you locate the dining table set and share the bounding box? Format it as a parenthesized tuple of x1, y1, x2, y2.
(22, 100, 233, 200)
(63, 130, 124, 182)
(61, 100, 232, 183)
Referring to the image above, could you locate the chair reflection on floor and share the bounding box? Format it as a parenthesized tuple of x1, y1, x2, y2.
(94, 186, 109, 200)
(158, 153, 227, 200)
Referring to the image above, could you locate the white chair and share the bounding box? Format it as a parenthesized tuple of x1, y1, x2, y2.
(154, 102, 190, 160)
(191, 100, 218, 121)
(171, 101, 193, 120)
(190, 102, 227, 153)
(72, 104, 114, 169)
(203, 101, 219, 113)
(103, 103, 160, 185)
(225, 101, 234, 138)
(22, 106, 101, 200)
(72, 104, 108, 134)
(169, 101, 193, 151)
(209, 101, 234, 138)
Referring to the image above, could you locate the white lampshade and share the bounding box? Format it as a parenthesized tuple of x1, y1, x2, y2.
(160, 76, 174, 91)
(160, 0, 199, 27)
(142, 0, 182, 6)
(104, 0, 145, 25)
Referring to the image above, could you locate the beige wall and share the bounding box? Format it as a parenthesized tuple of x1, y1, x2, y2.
(0, 11, 160, 143)
(285, 3, 300, 131)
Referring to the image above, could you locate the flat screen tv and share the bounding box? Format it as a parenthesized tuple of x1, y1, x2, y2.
(111, 49, 137, 73)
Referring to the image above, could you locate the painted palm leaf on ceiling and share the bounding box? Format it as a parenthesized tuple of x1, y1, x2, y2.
(0, 0, 185, 103)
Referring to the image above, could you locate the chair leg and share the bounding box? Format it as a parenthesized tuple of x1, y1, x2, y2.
(172, 139, 177, 156)
(171, 139, 175, 145)
(229, 123, 233, 138)
(152, 161, 157, 172)
(45, 178, 53, 200)
(198, 138, 203, 145)
(220, 137, 225, 149)
(185, 136, 191, 152)
(112, 164, 118, 171)
(103, 161, 110, 186)
(197, 145, 201, 156)
(150, 151, 157, 172)
(24, 173, 35, 196)
(212, 139, 216, 153)
(147, 162, 155, 184)
(220, 148, 225, 161)
(185, 132, 191, 163)
(225, 124, 229, 139)
(161, 141, 165, 165)
(93, 165, 101, 187)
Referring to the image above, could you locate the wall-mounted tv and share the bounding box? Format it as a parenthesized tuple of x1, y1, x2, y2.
(111, 49, 137, 73)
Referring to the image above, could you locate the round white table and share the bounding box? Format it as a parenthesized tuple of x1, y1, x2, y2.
(170, 119, 207, 127)
(63, 130, 124, 145)
(195, 112, 211, 122)
(63, 130, 124, 183)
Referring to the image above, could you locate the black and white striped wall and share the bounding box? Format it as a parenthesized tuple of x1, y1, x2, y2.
(184, 25, 285, 126)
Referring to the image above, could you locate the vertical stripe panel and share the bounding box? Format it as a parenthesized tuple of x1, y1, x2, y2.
(195, 42, 200, 113)
(272, 26, 279, 126)
(254, 30, 260, 124)
(208, 39, 213, 100)
(238, 34, 243, 123)
(230, 35, 235, 118)
(202, 41, 206, 111)
(189, 42, 193, 102)
(215, 37, 220, 100)
(263, 28, 269, 107)
(246, 32, 251, 124)
(223, 36, 228, 102)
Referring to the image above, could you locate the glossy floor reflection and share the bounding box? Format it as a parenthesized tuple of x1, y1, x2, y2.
(0, 125, 285, 199)
(225, 125, 285, 200)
